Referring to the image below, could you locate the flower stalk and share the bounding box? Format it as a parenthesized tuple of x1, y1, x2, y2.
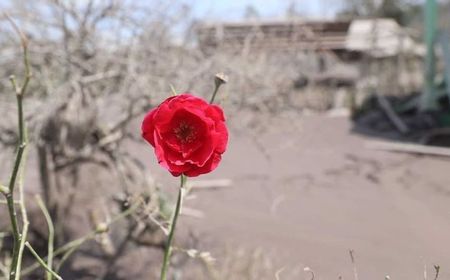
(210, 73, 228, 104)
(160, 175, 186, 280)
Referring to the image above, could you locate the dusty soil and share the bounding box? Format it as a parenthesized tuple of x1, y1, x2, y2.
(6, 110, 450, 279)
(137, 112, 450, 280)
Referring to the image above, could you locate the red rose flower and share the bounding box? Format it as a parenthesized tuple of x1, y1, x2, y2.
(141, 93, 228, 177)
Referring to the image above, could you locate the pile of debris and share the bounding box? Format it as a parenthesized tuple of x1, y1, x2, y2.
(353, 92, 450, 146)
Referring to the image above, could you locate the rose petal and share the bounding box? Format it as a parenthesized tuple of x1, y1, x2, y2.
(142, 93, 228, 177)
(141, 108, 158, 146)
(184, 153, 222, 177)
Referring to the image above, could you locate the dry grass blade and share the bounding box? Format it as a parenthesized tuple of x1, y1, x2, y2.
(349, 249, 359, 280)
(433, 265, 440, 280)
(275, 266, 285, 280)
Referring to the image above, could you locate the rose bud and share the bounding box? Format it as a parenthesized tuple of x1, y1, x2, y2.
(141, 93, 228, 177)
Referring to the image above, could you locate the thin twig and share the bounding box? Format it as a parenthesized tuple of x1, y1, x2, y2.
(434, 265, 440, 280)
(35, 195, 55, 280)
(55, 242, 80, 273)
(349, 249, 359, 280)
(2, 13, 31, 280)
(22, 201, 141, 276)
(14, 145, 29, 280)
(24, 243, 63, 280)
(5, 106, 24, 279)
(275, 266, 285, 280)
(7, 13, 33, 99)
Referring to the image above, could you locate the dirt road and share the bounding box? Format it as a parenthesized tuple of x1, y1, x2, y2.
(15, 112, 450, 279)
(151, 113, 450, 280)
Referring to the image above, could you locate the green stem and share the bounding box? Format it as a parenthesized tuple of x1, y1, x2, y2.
(24, 243, 62, 280)
(14, 144, 29, 280)
(3, 14, 32, 279)
(22, 201, 141, 276)
(22, 233, 93, 277)
(209, 85, 220, 104)
(160, 175, 186, 280)
(7, 87, 26, 280)
(5, 190, 21, 280)
(36, 195, 55, 280)
(17, 94, 24, 143)
(14, 218, 28, 280)
(210, 73, 227, 104)
(8, 144, 25, 195)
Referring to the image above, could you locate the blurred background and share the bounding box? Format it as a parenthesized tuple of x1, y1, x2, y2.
(1, 0, 450, 279)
